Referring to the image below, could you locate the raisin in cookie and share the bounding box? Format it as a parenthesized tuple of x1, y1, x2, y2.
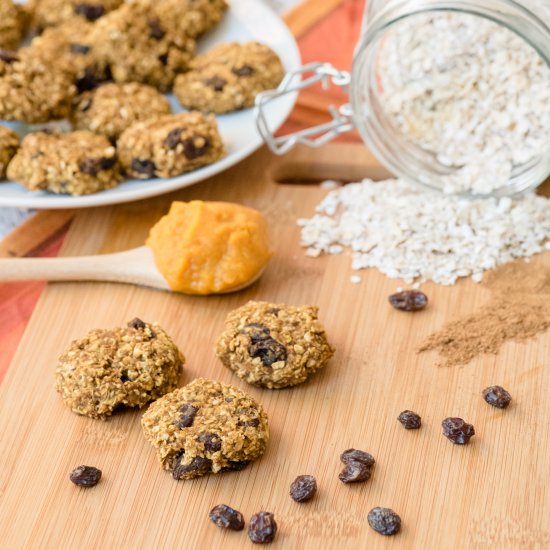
(142, 378, 269, 480)
(0, 47, 76, 123)
(72, 83, 171, 142)
(87, 2, 196, 91)
(216, 301, 334, 389)
(0, 125, 19, 179)
(0, 0, 28, 50)
(117, 111, 225, 179)
(135, 0, 227, 38)
(56, 318, 184, 420)
(32, 0, 122, 29)
(174, 42, 284, 113)
(7, 130, 120, 195)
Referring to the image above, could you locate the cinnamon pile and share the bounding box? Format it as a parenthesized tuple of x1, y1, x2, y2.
(418, 259, 550, 367)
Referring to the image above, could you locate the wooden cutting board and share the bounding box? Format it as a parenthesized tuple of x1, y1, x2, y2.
(1, 144, 549, 550)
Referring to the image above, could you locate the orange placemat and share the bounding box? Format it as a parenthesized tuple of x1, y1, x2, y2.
(0, 0, 363, 381)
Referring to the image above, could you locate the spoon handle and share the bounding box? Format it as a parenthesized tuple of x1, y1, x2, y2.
(0, 246, 170, 290)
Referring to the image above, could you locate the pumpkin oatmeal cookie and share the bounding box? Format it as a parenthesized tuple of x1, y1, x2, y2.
(174, 42, 284, 113)
(72, 82, 171, 142)
(142, 378, 269, 480)
(32, 0, 122, 29)
(215, 301, 334, 389)
(87, 2, 196, 91)
(0, 125, 19, 179)
(7, 130, 120, 195)
(117, 111, 225, 179)
(0, 0, 28, 50)
(55, 318, 184, 419)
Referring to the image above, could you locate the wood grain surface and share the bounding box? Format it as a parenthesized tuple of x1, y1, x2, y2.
(1, 144, 549, 549)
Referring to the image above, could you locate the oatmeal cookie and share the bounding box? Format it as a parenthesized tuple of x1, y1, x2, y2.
(55, 318, 184, 420)
(216, 301, 334, 389)
(72, 83, 171, 142)
(87, 2, 196, 91)
(142, 378, 269, 480)
(174, 42, 284, 113)
(0, 0, 28, 50)
(7, 130, 120, 195)
(0, 125, 19, 179)
(32, 0, 122, 29)
(0, 47, 76, 123)
(29, 19, 111, 93)
(135, 0, 227, 38)
(117, 111, 225, 179)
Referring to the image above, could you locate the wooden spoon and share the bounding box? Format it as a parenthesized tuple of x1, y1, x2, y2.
(0, 246, 263, 294)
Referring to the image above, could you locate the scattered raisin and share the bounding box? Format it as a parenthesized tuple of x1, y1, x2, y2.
(397, 410, 422, 429)
(239, 418, 260, 428)
(248, 512, 277, 544)
(158, 53, 168, 65)
(128, 318, 146, 330)
(79, 157, 112, 176)
(482, 385, 511, 409)
(182, 136, 211, 160)
(70, 43, 91, 54)
(172, 454, 212, 479)
(209, 504, 245, 531)
(147, 17, 166, 40)
(243, 323, 272, 342)
(289, 475, 317, 502)
(339, 448, 375, 483)
(163, 128, 182, 149)
(248, 337, 287, 367)
(175, 403, 199, 429)
(442, 417, 475, 445)
(204, 76, 227, 91)
(389, 290, 428, 312)
(367, 507, 401, 536)
(198, 432, 222, 452)
(74, 3, 105, 21)
(232, 64, 255, 77)
(70, 465, 102, 487)
(130, 158, 156, 178)
(222, 460, 249, 472)
(0, 49, 19, 63)
(76, 65, 111, 93)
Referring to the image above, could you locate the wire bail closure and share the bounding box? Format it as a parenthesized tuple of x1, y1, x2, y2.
(254, 62, 355, 155)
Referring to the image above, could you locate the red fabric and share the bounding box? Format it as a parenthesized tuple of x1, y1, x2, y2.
(0, 2, 364, 381)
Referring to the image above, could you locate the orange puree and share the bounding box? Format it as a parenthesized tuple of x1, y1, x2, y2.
(146, 201, 272, 294)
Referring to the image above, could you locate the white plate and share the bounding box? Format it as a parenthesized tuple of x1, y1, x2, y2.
(0, 0, 300, 209)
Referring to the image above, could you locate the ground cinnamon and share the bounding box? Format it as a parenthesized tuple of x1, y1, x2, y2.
(418, 259, 550, 367)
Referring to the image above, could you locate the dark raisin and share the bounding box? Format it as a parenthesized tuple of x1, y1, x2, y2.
(243, 323, 271, 342)
(397, 410, 422, 429)
(222, 460, 249, 472)
(198, 432, 222, 452)
(232, 64, 255, 77)
(74, 3, 105, 21)
(182, 136, 211, 160)
(70, 43, 91, 54)
(248, 337, 287, 368)
(79, 158, 104, 176)
(0, 49, 19, 63)
(204, 76, 227, 91)
(239, 418, 260, 428)
(289, 475, 317, 502)
(248, 512, 277, 544)
(128, 318, 147, 330)
(175, 403, 199, 429)
(172, 455, 212, 479)
(339, 448, 375, 484)
(101, 156, 117, 170)
(147, 17, 166, 40)
(389, 290, 428, 312)
(209, 504, 245, 531)
(441, 417, 475, 445)
(158, 53, 168, 65)
(267, 308, 280, 315)
(76, 65, 111, 93)
(367, 507, 401, 536)
(164, 128, 183, 149)
(69, 465, 102, 487)
(482, 385, 511, 409)
(130, 158, 156, 178)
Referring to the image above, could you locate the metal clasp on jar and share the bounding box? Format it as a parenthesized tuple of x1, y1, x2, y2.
(255, 62, 354, 155)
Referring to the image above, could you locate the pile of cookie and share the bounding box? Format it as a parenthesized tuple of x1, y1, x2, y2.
(0, 0, 284, 195)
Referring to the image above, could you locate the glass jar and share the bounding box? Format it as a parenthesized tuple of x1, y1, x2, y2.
(256, 0, 550, 197)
